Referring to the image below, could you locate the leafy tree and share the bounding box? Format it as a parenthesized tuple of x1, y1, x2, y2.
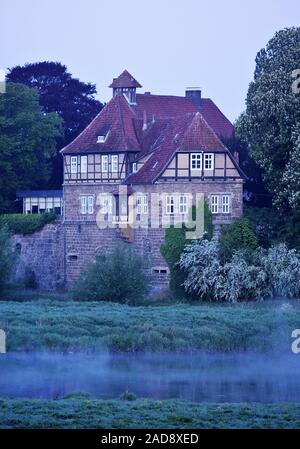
(236, 27, 300, 211)
(0, 83, 62, 212)
(7, 62, 103, 186)
(73, 243, 147, 305)
(220, 218, 258, 262)
(222, 135, 270, 207)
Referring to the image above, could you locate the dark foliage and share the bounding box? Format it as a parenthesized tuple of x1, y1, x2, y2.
(7, 62, 103, 187)
(0, 213, 57, 235)
(220, 218, 258, 262)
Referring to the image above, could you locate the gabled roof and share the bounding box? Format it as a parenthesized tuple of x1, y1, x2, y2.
(136, 93, 233, 138)
(126, 113, 227, 184)
(61, 93, 141, 154)
(109, 70, 142, 88)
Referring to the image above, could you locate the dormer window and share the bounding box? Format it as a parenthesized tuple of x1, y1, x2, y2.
(96, 126, 110, 144)
(97, 135, 106, 143)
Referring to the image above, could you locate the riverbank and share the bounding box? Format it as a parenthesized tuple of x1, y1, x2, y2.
(0, 296, 298, 352)
(0, 395, 299, 428)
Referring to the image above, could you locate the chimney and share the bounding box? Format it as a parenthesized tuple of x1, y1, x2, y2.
(185, 87, 201, 109)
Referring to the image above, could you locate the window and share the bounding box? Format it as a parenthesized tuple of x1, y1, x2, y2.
(100, 195, 113, 214)
(80, 195, 94, 214)
(132, 162, 137, 173)
(222, 195, 230, 214)
(80, 196, 87, 214)
(191, 153, 202, 170)
(101, 155, 108, 173)
(81, 156, 87, 174)
(97, 135, 106, 143)
(166, 195, 175, 214)
(136, 195, 148, 214)
(204, 153, 214, 170)
(71, 156, 77, 174)
(111, 155, 119, 173)
(179, 195, 188, 214)
(87, 196, 94, 214)
(210, 195, 219, 214)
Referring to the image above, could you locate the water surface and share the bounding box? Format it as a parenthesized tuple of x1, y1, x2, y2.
(0, 352, 299, 402)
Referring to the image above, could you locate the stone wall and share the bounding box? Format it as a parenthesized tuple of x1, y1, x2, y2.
(11, 221, 64, 290)
(9, 179, 243, 291)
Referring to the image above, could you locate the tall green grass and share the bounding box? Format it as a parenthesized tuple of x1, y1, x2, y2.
(0, 299, 298, 352)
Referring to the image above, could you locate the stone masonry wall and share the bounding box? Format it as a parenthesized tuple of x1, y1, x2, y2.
(9, 179, 243, 292)
(11, 221, 64, 290)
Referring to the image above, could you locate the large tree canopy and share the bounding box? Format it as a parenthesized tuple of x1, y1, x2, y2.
(0, 83, 62, 212)
(7, 62, 103, 186)
(236, 27, 300, 211)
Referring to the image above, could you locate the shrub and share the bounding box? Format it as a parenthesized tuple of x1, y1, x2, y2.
(0, 226, 16, 298)
(178, 238, 224, 300)
(220, 218, 258, 261)
(73, 243, 148, 304)
(260, 244, 300, 298)
(218, 252, 268, 302)
(160, 227, 188, 298)
(0, 213, 57, 235)
(179, 238, 300, 302)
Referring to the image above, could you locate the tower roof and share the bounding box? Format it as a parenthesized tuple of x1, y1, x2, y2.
(109, 70, 142, 88)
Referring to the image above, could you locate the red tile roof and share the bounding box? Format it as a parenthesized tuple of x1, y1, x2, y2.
(136, 93, 233, 138)
(61, 93, 140, 154)
(109, 70, 142, 88)
(61, 72, 238, 183)
(126, 113, 227, 184)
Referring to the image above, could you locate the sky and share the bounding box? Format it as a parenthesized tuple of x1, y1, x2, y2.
(1, 0, 299, 122)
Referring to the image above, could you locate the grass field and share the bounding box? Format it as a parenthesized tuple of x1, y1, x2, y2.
(0, 394, 299, 428)
(0, 295, 299, 352)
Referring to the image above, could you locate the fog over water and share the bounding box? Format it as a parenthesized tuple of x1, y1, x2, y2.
(0, 352, 300, 403)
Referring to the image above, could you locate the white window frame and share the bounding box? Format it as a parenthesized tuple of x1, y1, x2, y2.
(191, 153, 202, 170)
(179, 195, 188, 214)
(97, 135, 106, 143)
(136, 195, 148, 214)
(100, 194, 113, 214)
(81, 155, 87, 174)
(71, 156, 78, 174)
(210, 195, 219, 214)
(166, 195, 175, 214)
(87, 195, 94, 214)
(221, 194, 231, 214)
(80, 196, 87, 214)
(132, 162, 137, 173)
(101, 155, 108, 173)
(204, 153, 214, 170)
(111, 155, 119, 173)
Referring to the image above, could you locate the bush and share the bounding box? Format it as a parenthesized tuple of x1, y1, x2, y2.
(0, 226, 16, 298)
(220, 218, 258, 261)
(178, 238, 223, 300)
(259, 244, 300, 298)
(0, 213, 57, 235)
(179, 238, 300, 302)
(73, 243, 148, 304)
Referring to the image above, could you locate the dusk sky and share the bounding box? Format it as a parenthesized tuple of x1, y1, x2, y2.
(1, 0, 299, 122)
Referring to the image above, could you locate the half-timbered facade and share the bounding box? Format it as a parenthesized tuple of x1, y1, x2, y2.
(61, 70, 245, 287)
